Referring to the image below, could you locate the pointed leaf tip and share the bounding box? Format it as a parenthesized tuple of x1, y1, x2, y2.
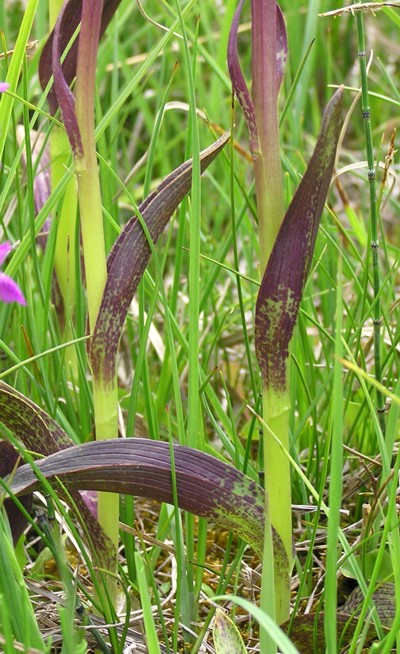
(255, 87, 343, 391)
(89, 133, 230, 385)
(213, 609, 247, 654)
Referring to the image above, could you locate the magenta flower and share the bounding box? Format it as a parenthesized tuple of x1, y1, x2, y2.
(0, 242, 26, 305)
(0, 82, 9, 93)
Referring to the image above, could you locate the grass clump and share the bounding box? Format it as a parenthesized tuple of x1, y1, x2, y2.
(0, 1, 400, 653)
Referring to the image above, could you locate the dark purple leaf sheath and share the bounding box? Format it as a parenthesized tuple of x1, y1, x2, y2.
(255, 88, 343, 391)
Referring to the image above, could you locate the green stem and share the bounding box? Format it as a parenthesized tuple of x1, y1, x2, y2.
(262, 383, 292, 625)
(93, 380, 119, 560)
(50, 128, 78, 377)
(356, 10, 386, 437)
(75, 160, 107, 329)
(251, 0, 287, 629)
(254, 157, 284, 272)
(259, 491, 277, 653)
(49, 0, 78, 380)
(74, 0, 119, 599)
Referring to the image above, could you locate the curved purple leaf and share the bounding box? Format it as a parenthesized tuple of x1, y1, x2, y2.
(51, 0, 83, 158)
(227, 1, 287, 153)
(7, 438, 288, 582)
(0, 381, 74, 455)
(0, 382, 113, 565)
(39, 0, 122, 115)
(89, 132, 230, 384)
(228, 0, 258, 152)
(255, 88, 343, 391)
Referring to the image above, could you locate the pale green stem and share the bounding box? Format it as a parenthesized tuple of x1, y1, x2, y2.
(259, 491, 277, 653)
(254, 157, 284, 271)
(74, 0, 119, 597)
(50, 128, 78, 378)
(49, 0, 78, 379)
(252, 3, 288, 625)
(252, 0, 288, 627)
(75, 163, 107, 329)
(93, 380, 119, 560)
(262, 383, 292, 625)
(74, 151, 119, 573)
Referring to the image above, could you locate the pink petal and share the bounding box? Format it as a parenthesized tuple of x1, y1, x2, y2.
(0, 273, 27, 305)
(0, 242, 11, 267)
(0, 82, 9, 93)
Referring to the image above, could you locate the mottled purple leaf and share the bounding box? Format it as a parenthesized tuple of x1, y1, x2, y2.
(0, 382, 112, 565)
(255, 87, 343, 391)
(7, 438, 288, 582)
(39, 0, 122, 115)
(282, 612, 385, 653)
(0, 381, 74, 455)
(213, 608, 247, 654)
(227, 1, 287, 153)
(89, 132, 230, 385)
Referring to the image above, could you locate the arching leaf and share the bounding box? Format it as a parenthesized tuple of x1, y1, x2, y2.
(255, 87, 343, 392)
(6, 437, 288, 584)
(89, 133, 229, 385)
